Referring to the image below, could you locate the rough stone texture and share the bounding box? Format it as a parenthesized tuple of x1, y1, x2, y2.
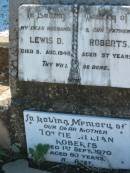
(9, 0, 130, 156)
(0, 119, 10, 149)
(0, 48, 8, 68)
(3, 159, 50, 173)
(0, 47, 9, 84)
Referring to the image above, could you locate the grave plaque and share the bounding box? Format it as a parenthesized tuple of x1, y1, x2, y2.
(19, 5, 130, 88)
(19, 5, 73, 83)
(24, 111, 130, 169)
(78, 6, 130, 88)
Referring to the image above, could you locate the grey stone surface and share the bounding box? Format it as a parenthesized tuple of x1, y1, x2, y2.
(3, 159, 50, 173)
(0, 120, 10, 149)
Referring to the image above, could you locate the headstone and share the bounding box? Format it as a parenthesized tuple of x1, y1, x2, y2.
(19, 5, 130, 88)
(10, 0, 130, 172)
(24, 111, 130, 169)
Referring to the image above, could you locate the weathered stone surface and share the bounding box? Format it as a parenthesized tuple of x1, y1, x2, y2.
(0, 47, 9, 84)
(0, 120, 10, 149)
(3, 159, 50, 173)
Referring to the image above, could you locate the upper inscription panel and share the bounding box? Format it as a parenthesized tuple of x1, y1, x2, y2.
(19, 5, 130, 88)
(19, 5, 73, 83)
(78, 6, 130, 88)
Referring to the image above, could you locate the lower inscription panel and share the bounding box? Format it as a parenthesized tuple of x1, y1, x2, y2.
(24, 111, 130, 169)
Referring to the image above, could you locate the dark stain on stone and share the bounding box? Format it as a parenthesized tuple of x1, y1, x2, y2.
(68, 5, 81, 84)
